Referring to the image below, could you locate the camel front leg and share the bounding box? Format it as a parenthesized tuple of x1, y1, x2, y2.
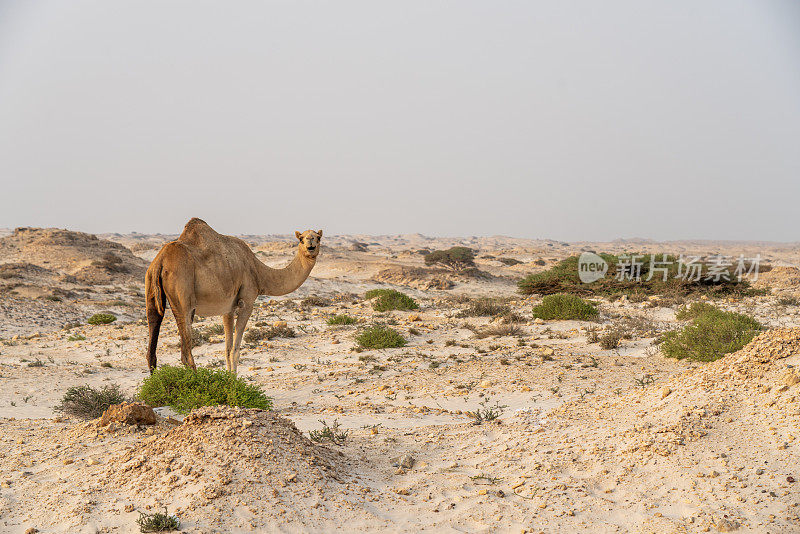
(229, 305, 253, 375)
(222, 313, 234, 371)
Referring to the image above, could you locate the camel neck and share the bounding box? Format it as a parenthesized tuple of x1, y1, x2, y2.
(256, 249, 316, 296)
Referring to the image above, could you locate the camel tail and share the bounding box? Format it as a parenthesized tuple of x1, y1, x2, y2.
(146, 257, 166, 316)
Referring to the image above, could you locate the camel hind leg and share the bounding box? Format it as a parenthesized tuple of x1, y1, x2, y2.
(145, 303, 164, 372)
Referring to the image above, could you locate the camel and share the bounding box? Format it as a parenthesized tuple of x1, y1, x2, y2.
(144, 218, 321, 374)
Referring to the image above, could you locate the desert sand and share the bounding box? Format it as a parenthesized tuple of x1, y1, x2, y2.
(0, 227, 799, 533)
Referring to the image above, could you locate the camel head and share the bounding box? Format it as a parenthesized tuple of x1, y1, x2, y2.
(295, 229, 323, 259)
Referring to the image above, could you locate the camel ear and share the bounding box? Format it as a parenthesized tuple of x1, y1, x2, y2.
(295, 231, 303, 241)
(317, 230, 323, 238)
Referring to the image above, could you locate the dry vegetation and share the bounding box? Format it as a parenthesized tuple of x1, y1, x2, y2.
(0, 229, 799, 532)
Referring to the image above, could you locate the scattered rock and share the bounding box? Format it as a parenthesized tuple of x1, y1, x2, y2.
(399, 455, 415, 470)
(99, 402, 156, 427)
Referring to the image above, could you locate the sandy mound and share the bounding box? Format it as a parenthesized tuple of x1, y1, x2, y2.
(0, 227, 146, 284)
(753, 265, 800, 297)
(553, 328, 800, 460)
(371, 266, 455, 290)
(99, 406, 354, 529)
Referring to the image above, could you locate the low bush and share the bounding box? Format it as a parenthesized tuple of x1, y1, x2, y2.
(675, 302, 720, 320)
(243, 324, 295, 343)
(424, 246, 475, 271)
(139, 365, 272, 413)
(327, 314, 357, 325)
(532, 294, 598, 321)
(518, 254, 765, 299)
(473, 323, 524, 339)
(56, 384, 128, 419)
(364, 289, 419, 312)
(497, 257, 522, 266)
(660, 308, 762, 362)
(456, 298, 510, 318)
(136, 508, 180, 533)
(599, 330, 622, 349)
(87, 313, 116, 325)
(301, 296, 330, 308)
(356, 325, 406, 349)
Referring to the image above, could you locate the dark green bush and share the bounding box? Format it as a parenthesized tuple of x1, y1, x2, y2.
(355, 325, 407, 349)
(364, 289, 419, 312)
(532, 294, 599, 321)
(327, 314, 357, 325)
(675, 302, 720, 320)
(424, 247, 475, 271)
(139, 365, 272, 413)
(87, 313, 116, 325)
(56, 384, 129, 419)
(660, 309, 762, 362)
(518, 254, 764, 299)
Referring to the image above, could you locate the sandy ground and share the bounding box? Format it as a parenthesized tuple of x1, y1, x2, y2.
(1, 231, 799, 533)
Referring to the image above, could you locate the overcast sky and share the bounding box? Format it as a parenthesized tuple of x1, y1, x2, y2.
(0, 1, 798, 241)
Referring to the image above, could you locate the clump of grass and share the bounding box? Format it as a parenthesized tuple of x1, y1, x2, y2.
(301, 296, 330, 308)
(309, 419, 348, 444)
(139, 365, 272, 414)
(456, 298, 510, 318)
(532, 294, 598, 321)
(243, 324, 295, 343)
(327, 314, 357, 325)
(355, 325, 406, 349)
(87, 313, 116, 325)
(56, 384, 128, 419)
(675, 302, 720, 320)
(497, 257, 522, 266)
(659, 308, 762, 362)
(599, 330, 622, 349)
(778, 296, 800, 306)
(27, 359, 45, 367)
(67, 333, 86, 341)
(467, 398, 507, 425)
(364, 289, 419, 312)
(136, 508, 180, 533)
(473, 323, 524, 339)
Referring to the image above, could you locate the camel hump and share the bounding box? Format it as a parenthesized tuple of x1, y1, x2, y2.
(179, 218, 219, 243)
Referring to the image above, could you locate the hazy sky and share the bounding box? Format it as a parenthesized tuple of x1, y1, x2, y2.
(0, 1, 798, 241)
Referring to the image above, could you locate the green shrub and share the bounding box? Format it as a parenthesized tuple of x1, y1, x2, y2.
(356, 325, 406, 349)
(56, 384, 129, 419)
(497, 257, 522, 266)
(327, 314, 357, 325)
(136, 508, 180, 533)
(424, 247, 475, 271)
(675, 302, 720, 320)
(139, 365, 272, 413)
(364, 289, 419, 312)
(87, 313, 116, 325)
(599, 330, 622, 349)
(532, 294, 599, 321)
(518, 254, 764, 299)
(660, 309, 762, 362)
(456, 298, 510, 317)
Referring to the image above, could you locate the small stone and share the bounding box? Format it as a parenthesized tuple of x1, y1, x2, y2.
(124, 504, 135, 513)
(396, 488, 410, 495)
(399, 455, 415, 469)
(62, 459, 73, 465)
(25, 528, 38, 534)
(716, 518, 740, 532)
(533, 318, 545, 325)
(273, 321, 288, 328)
(788, 476, 796, 483)
(478, 489, 488, 495)
(660, 387, 672, 399)
(756, 468, 764, 475)
(86, 458, 100, 466)
(783, 371, 800, 387)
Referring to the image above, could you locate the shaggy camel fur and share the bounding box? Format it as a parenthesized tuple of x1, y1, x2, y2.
(145, 218, 321, 374)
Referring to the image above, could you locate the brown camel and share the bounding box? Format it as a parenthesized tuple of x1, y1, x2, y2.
(145, 218, 321, 374)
